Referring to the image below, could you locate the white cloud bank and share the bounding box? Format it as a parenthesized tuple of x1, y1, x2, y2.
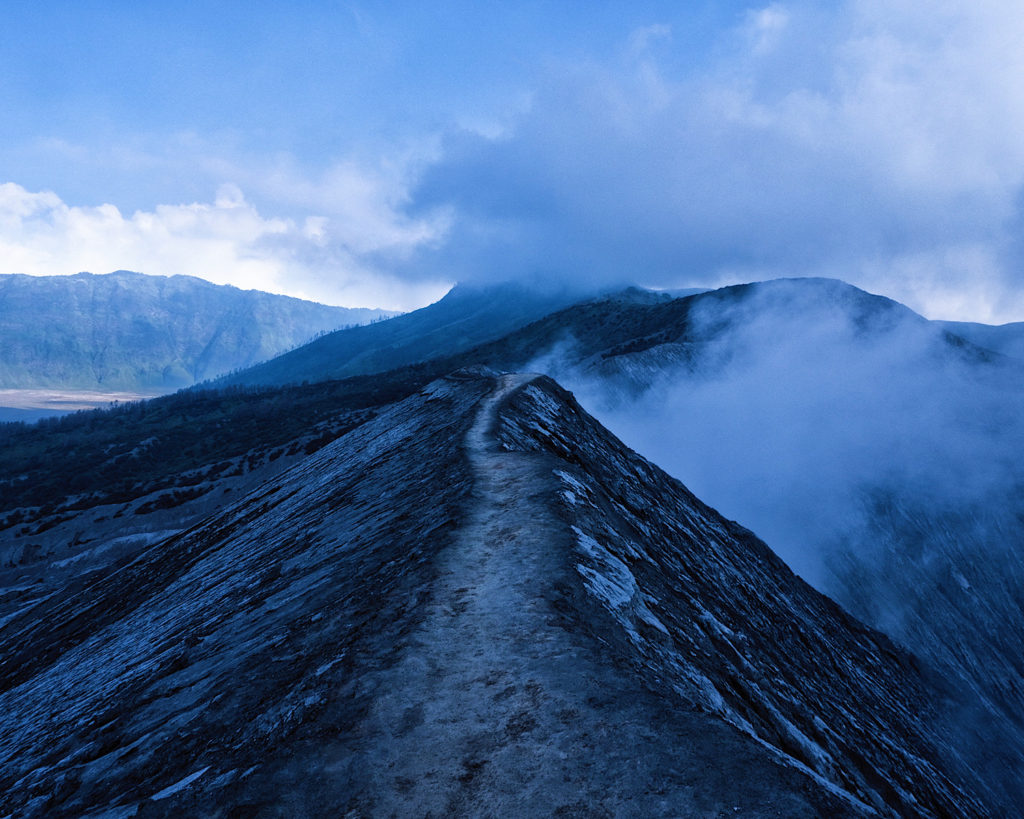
(0, 177, 451, 311)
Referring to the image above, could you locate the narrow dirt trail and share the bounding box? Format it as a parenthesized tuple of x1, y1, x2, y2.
(353, 373, 806, 818)
(360, 371, 599, 815)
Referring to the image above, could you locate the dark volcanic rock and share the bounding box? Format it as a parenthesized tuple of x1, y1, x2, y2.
(0, 373, 488, 817)
(0, 371, 992, 817)
(498, 378, 992, 817)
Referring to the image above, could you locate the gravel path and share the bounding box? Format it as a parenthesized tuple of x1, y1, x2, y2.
(357, 373, 840, 818)
(362, 372, 598, 816)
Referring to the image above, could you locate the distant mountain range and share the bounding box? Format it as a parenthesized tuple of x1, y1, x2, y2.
(0, 271, 396, 392)
(216, 280, 586, 388)
(2, 276, 1023, 814)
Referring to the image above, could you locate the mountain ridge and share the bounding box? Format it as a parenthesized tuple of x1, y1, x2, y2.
(0, 270, 395, 392)
(0, 370, 995, 816)
(213, 280, 586, 388)
(3, 277, 1022, 812)
(217, 276, 1005, 393)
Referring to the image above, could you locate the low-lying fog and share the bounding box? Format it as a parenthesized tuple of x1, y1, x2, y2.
(552, 282, 1024, 591)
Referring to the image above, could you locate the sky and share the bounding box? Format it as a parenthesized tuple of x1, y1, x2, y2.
(1, 0, 1024, 320)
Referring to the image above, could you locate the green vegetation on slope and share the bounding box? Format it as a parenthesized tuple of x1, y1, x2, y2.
(0, 374, 425, 515)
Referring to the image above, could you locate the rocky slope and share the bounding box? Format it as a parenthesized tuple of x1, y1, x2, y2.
(368, 276, 1024, 806)
(0, 371, 998, 816)
(216, 281, 582, 388)
(0, 271, 393, 391)
(527, 279, 1024, 807)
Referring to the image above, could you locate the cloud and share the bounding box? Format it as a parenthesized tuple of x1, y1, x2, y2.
(403, 1, 1024, 322)
(5, 2, 1023, 320)
(560, 279, 1024, 587)
(626, 23, 672, 57)
(744, 4, 790, 56)
(0, 173, 451, 310)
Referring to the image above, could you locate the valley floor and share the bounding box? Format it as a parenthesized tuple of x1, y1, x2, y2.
(0, 389, 162, 422)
